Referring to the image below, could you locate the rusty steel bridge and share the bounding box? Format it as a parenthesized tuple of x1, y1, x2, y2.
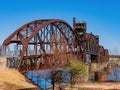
(3, 18, 109, 72)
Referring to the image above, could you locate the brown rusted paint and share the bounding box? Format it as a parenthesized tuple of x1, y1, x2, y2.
(2, 19, 109, 72)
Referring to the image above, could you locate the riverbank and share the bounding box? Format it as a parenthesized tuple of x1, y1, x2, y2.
(0, 69, 39, 90)
(46, 82, 120, 90)
(61, 82, 120, 90)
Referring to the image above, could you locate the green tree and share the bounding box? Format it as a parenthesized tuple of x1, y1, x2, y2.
(67, 60, 88, 84)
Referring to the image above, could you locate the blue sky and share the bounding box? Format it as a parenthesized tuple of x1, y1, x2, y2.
(0, 0, 120, 54)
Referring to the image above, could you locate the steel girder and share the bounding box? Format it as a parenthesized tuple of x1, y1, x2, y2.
(85, 33, 109, 63)
(85, 33, 98, 55)
(3, 19, 79, 71)
(2, 19, 109, 71)
(98, 46, 109, 63)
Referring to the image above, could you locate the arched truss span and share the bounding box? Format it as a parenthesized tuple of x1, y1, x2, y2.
(3, 19, 78, 70)
(85, 33, 98, 55)
(98, 46, 109, 63)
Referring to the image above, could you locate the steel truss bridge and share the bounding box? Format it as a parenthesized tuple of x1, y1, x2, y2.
(3, 18, 109, 72)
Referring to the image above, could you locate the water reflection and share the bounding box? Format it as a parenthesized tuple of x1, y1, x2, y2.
(25, 70, 52, 89)
(25, 68, 120, 89)
(25, 69, 71, 89)
(108, 68, 120, 81)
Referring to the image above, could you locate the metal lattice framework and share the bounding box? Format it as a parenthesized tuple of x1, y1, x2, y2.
(98, 46, 109, 63)
(85, 33, 98, 55)
(3, 19, 109, 72)
(3, 19, 79, 71)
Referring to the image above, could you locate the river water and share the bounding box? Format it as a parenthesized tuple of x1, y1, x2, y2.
(25, 68, 120, 89)
(25, 70, 52, 89)
(108, 68, 120, 81)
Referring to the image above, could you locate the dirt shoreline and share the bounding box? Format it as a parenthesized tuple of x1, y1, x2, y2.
(0, 69, 39, 90)
(61, 82, 120, 90)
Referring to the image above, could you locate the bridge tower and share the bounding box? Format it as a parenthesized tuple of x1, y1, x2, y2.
(73, 17, 86, 62)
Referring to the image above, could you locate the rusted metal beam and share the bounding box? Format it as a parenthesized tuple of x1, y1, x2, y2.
(2, 18, 109, 72)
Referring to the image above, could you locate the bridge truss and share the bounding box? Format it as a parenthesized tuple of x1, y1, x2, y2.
(3, 18, 109, 72)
